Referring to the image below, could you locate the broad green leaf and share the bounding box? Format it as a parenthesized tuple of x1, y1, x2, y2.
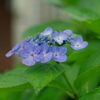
(75, 51, 100, 96)
(8, 91, 24, 100)
(0, 83, 33, 92)
(0, 66, 28, 89)
(48, 63, 80, 93)
(67, 41, 100, 63)
(74, 65, 100, 91)
(82, 19, 100, 35)
(17, 87, 65, 100)
(22, 20, 76, 38)
(79, 87, 100, 100)
(0, 91, 10, 100)
(64, 44, 75, 56)
(37, 87, 65, 100)
(61, 7, 100, 21)
(78, 51, 100, 75)
(78, 0, 100, 15)
(25, 63, 69, 94)
(48, 75, 71, 94)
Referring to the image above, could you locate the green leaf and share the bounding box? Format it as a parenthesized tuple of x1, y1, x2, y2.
(74, 65, 100, 91)
(67, 41, 100, 63)
(0, 83, 33, 92)
(25, 63, 69, 94)
(0, 91, 10, 100)
(64, 44, 74, 56)
(22, 20, 75, 38)
(78, 0, 100, 15)
(0, 66, 28, 89)
(75, 51, 100, 96)
(79, 87, 100, 100)
(37, 87, 65, 100)
(48, 63, 80, 93)
(78, 51, 100, 75)
(82, 19, 100, 35)
(48, 75, 71, 94)
(61, 6, 100, 21)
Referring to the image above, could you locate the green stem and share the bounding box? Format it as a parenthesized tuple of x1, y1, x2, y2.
(62, 72, 77, 96)
(47, 84, 75, 98)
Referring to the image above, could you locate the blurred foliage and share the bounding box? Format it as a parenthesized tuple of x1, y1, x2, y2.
(22, 20, 79, 38)
(0, 87, 66, 100)
(1, 0, 100, 100)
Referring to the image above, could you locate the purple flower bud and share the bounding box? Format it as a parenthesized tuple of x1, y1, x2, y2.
(70, 36, 88, 50)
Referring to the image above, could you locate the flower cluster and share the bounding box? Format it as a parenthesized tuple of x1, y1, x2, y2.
(5, 27, 88, 66)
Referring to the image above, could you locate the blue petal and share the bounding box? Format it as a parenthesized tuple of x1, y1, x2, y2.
(53, 55, 67, 62)
(12, 41, 24, 52)
(41, 52, 52, 63)
(74, 36, 83, 43)
(59, 32, 68, 40)
(5, 50, 13, 57)
(33, 45, 41, 54)
(41, 43, 49, 53)
(70, 36, 88, 50)
(52, 31, 58, 36)
(22, 56, 35, 66)
(81, 41, 88, 48)
(20, 49, 30, 58)
(41, 27, 53, 36)
(53, 32, 68, 44)
(24, 42, 35, 52)
(51, 46, 57, 52)
(34, 53, 43, 62)
(58, 46, 67, 54)
(63, 29, 73, 35)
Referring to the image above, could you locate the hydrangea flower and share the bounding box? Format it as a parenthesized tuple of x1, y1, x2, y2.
(70, 36, 88, 50)
(5, 27, 88, 66)
(20, 42, 42, 66)
(51, 46, 67, 62)
(52, 31, 68, 45)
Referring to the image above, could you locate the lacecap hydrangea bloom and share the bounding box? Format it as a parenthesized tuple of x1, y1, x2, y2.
(5, 27, 88, 66)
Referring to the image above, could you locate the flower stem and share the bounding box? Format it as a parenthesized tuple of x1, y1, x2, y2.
(62, 72, 77, 96)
